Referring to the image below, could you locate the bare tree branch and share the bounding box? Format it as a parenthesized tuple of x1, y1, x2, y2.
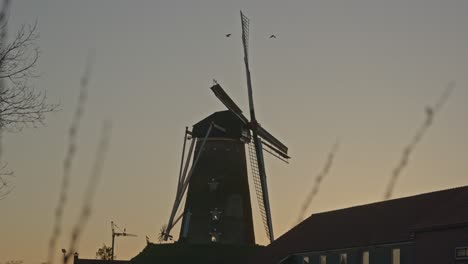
(0, 21, 58, 131)
(47, 51, 94, 264)
(296, 140, 340, 223)
(0, 0, 11, 199)
(383, 82, 456, 200)
(0, 0, 58, 199)
(64, 121, 112, 264)
(0, 166, 14, 200)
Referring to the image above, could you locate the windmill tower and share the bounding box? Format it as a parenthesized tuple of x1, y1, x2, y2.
(162, 11, 289, 245)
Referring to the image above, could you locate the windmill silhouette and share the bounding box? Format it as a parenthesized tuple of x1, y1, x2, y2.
(162, 11, 289, 245)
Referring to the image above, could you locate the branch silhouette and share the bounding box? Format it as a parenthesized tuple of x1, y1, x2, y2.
(64, 121, 112, 264)
(0, 0, 58, 199)
(383, 82, 456, 200)
(0, 0, 11, 199)
(297, 140, 340, 223)
(47, 51, 94, 264)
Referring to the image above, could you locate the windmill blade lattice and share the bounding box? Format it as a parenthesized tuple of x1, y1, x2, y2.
(240, 10, 275, 242)
(241, 11, 250, 61)
(248, 140, 271, 241)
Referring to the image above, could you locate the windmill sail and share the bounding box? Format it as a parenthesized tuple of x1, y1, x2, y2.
(248, 141, 271, 241)
(241, 11, 275, 242)
(251, 133, 274, 242)
(210, 84, 249, 124)
(258, 126, 289, 158)
(240, 11, 256, 121)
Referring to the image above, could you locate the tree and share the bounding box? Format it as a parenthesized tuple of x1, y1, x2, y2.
(0, 1, 58, 132)
(95, 244, 114, 260)
(0, 0, 58, 199)
(0, 162, 12, 200)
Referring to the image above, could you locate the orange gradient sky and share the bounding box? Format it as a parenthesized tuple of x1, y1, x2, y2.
(1, 0, 467, 263)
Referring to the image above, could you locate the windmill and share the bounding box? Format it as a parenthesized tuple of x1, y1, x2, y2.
(110, 221, 137, 260)
(162, 11, 289, 244)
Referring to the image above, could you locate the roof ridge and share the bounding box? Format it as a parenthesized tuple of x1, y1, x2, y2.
(309, 184, 468, 218)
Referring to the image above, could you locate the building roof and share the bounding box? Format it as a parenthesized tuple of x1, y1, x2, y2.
(248, 185, 468, 264)
(73, 256, 128, 264)
(192, 110, 247, 139)
(131, 242, 263, 264)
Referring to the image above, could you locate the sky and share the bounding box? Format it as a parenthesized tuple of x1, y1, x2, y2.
(1, 0, 467, 263)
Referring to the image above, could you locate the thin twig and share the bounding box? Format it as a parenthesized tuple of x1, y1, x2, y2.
(297, 140, 340, 223)
(383, 82, 456, 200)
(47, 51, 94, 264)
(64, 121, 112, 264)
(0, 0, 12, 199)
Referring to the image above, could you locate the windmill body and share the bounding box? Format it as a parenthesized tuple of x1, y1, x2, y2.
(162, 12, 289, 246)
(179, 110, 255, 244)
(163, 83, 289, 245)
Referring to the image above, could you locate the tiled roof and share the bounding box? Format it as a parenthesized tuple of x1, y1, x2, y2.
(248, 185, 468, 264)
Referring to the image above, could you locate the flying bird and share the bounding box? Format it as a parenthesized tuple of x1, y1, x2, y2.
(269, 34, 277, 39)
(225, 34, 231, 37)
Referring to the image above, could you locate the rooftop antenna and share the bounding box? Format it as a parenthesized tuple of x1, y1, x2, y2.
(111, 221, 137, 260)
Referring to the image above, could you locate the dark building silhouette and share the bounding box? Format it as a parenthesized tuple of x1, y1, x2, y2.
(179, 110, 255, 244)
(247, 185, 468, 264)
(123, 110, 263, 264)
(131, 242, 263, 264)
(73, 253, 128, 264)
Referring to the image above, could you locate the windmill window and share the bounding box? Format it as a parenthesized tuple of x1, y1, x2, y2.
(210, 208, 222, 221)
(340, 253, 347, 264)
(392, 248, 400, 264)
(209, 229, 221, 243)
(362, 251, 369, 264)
(225, 195, 243, 217)
(320, 255, 326, 264)
(456, 247, 468, 259)
(208, 178, 219, 192)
